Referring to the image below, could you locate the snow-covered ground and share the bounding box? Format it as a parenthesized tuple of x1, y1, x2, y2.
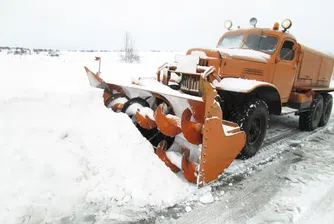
(0, 52, 200, 224)
(170, 115, 334, 224)
(1, 51, 334, 224)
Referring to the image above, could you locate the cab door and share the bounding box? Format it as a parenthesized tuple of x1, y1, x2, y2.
(272, 40, 299, 103)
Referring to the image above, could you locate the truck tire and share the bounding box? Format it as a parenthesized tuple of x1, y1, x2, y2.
(230, 99, 269, 159)
(299, 94, 324, 131)
(319, 94, 333, 127)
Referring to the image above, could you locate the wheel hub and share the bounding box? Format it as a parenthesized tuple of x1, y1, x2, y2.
(248, 117, 262, 145)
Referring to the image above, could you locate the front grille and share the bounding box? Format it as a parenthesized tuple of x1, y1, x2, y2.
(199, 58, 209, 66)
(242, 68, 264, 76)
(180, 74, 201, 94)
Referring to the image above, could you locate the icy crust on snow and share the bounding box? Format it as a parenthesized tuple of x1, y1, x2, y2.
(218, 48, 271, 63)
(199, 192, 214, 204)
(0, 54, 196, 223)
(247, 132, 334, 224)
(213, 77, 274, 93)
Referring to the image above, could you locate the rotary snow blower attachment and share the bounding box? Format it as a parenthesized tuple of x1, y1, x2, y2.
(84, 59, 245, 187)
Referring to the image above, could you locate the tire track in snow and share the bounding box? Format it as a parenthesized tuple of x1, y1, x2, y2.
(298, 183, 334, 224)
(168, 118, 334, 224)
(160, 155, 291, 224)
(215, 116, 334, 186)
(156, 115, 334, 224)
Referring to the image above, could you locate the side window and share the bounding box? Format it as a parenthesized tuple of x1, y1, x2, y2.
(280, 40, 295, 61)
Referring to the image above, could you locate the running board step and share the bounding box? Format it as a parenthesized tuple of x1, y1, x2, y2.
(281, 107, 299, 115)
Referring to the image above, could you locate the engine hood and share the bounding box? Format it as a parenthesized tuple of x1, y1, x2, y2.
(218, 48, 271, 64)
(187, 48, 271, 64)
(186, 48, 221, 59)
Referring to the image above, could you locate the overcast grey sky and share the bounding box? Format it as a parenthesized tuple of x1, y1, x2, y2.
(0, 0, 333, 52)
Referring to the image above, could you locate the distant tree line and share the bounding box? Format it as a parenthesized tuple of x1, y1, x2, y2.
(0, 46, 60, 57)
(0, 44, 181, 58)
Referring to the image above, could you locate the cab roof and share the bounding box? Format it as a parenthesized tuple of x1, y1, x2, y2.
(221, 27, 297, 41)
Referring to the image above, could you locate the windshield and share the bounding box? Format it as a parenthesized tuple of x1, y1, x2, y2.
(218, 33, 278, 53)
(219, 34, 244, 49)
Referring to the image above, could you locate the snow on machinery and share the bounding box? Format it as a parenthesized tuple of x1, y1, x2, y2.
(84, 66, 246, 187)
(84, 18, 334, 187)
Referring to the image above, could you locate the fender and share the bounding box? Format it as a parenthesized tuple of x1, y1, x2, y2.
(213, 77, 277, 93)
(213, 77, 282, 115)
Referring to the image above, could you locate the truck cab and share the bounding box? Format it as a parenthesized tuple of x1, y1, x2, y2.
(216, 26, 299, 103)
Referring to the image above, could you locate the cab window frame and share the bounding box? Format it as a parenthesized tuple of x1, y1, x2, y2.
(279, 40, 296, 61)
(217, 31, 280, 55)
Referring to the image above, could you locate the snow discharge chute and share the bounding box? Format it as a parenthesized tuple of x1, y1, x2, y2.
(84, 62, 245, 187)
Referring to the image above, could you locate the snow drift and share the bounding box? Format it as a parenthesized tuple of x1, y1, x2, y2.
(0, 52, 195, 223)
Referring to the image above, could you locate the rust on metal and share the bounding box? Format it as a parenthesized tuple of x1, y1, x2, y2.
(188, 100, 205, 123)
(112, 103, 124, 112)
(106, 84, 125, 95)
(156, 140, 181, 173)
(103, 90, 112, 107)
(136, 109, 157, 129)
(154, 103, 182, 136)
(181, 108, 203, 145)
(181, 147, 198, 183)
(197, 80, 246, 185)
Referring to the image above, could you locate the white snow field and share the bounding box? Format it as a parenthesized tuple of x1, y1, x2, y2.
(1, 51, 334, 224)
(0, 51, 213, 224)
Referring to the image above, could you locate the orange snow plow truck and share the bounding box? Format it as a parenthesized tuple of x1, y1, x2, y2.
(84, 18, 334, 187)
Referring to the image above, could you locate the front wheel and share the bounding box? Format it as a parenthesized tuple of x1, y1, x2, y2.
(231, 100, 269, 159)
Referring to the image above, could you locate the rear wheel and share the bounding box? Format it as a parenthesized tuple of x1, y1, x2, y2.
(231, 99, 269, 159)
(319, 94, 333, 127)
(299, 94, 324, 131)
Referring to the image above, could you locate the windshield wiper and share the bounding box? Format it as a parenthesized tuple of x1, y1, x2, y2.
(256, 29, 264, 50)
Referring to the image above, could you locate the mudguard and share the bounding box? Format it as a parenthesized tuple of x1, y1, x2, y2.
(213, 77, 278, 93)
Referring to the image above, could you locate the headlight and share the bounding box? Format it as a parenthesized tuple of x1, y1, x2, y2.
(249, 17, 257, 27)
(281, 19, 292, 30)
(224, 20, 233, 30)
